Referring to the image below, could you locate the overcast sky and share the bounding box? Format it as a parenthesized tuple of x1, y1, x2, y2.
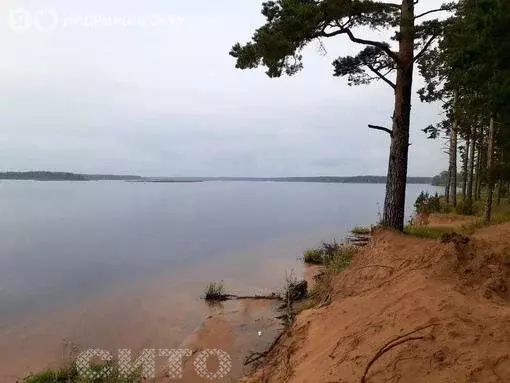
(0, 0, 447, 177)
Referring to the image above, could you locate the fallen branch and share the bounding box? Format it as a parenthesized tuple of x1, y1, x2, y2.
(244, 331, 286, 366)
(361, 324, 437, 383)
(235, 294, 282, 301)
(205, 293, 282, 302)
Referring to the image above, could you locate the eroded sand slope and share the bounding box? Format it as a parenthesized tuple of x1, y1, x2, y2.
(252, 221, 510, 382)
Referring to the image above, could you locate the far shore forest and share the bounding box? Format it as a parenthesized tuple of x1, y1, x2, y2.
(0, 171, 434, 184)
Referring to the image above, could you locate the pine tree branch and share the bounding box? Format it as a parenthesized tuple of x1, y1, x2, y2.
(320, 28, 399, 64)
(366, 63, 396, 89)
(414, 35, 438, 64)
(378, 2, 401, 9)
(344, 29, 400, 64)
(414, 8, 449, 19)
(368, 125, 394, 137)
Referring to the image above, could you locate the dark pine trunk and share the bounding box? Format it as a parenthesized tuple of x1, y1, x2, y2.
(445, 167, 451, 205)
(496, 178, 502, 206)
(445, 132, 452, 205)
(485, 118, 495, 223)
(466, 127, 476, 209)
(450, 125, 458, 208)
(462, 138, 470, 200)
(475, 138, 482, 201)
(382, 0, 414, 231)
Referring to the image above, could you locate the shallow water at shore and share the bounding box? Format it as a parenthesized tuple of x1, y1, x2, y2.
(0, 181, 438, 380)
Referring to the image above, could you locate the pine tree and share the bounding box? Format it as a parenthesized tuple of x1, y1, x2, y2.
(230, 0, 454, 231)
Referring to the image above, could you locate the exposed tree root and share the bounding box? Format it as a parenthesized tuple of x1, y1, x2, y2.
(361, 323, 438, 383)
(244, 331, 286, 366)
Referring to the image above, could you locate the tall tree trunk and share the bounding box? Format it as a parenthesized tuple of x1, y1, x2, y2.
(475, 138, 482, 201)
(466, 127, 476, 210)
(450, 124, 458, 208)
(496, 152, 503, 206)
(462, 138, 470, 199)
(496, 178, 502, 206)
(485, 117, 495, 223)
(381, 0, 414, 231)
(445, 166, 451, 205)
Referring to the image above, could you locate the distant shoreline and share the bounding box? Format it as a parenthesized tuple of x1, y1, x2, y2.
(0, 172, 434, 184)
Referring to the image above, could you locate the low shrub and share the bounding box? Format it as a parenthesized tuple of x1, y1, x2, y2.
(303, 239, 342, 265)
(304, 245, 359, 309)
(303, 240, 357, 268)
(414, 192, 441, 214)
(326, 246, 358, 273)
(303, 248, 324, 265)
(204, 281, 228, 301)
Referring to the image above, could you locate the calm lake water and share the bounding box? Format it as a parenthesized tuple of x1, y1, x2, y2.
(0, 181, 438, 380)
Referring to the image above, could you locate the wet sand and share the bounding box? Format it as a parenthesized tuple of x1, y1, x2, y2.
(171, 299, 284, 382)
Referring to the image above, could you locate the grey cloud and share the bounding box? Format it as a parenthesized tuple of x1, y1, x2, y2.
(0, 0, 447, 177)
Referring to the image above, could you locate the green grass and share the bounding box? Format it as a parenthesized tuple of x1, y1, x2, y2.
(438, 194, 486, 216)
(303, 248, 324, 265)
(303, 240, 358, 269)
(406, 198, 510, 239)
(460, 210, 510, 234)
(23, 363, 141, 383)
(23, 365, 78, 383)
(302, 245, 359, 309)
(404, 225, 454, 239)
(351, 226, 371, 235)
(326, 246, 358, 273)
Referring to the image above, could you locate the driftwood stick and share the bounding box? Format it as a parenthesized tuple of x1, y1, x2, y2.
(205, 294, 282, 302)
(235, 295, 282, 301)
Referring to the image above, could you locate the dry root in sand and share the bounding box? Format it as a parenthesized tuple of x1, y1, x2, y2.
(361, 324, 438, 383)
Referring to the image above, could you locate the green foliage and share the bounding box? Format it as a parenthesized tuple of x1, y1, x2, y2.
(230, 0, 402, 78)
(23, 362, 141, 383)
(431, 171, 464, 187)
(404, 226, 453, 239)
(326, 246, 358, 273)
(305, 244, 359, 308)
(230, 0, 448, 85)
(351, 226, 371, 235)
(414, 192, 441, 214)
(303, 248, 324, 265)
(303, 239, 358, 270)
(444, 195, 484, 216)
(333, 46, 395, 87)
(455, 197, 485, 216)
(445, 0, 510, 118)
(320, 239, 342, 261)
(24, 365, 79, 383)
